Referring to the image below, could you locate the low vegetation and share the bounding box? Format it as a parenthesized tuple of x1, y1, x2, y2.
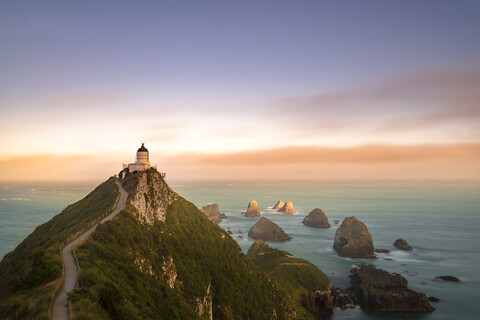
(0, 177, 119, 320)
(70, 191, 309, 319)
(247, 240, 331, 301)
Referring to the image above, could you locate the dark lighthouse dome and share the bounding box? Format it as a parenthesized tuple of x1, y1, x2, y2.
(137, 143, 148, 153)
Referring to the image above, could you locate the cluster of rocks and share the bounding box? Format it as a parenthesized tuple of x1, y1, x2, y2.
(276, 200, 296, 214)
(219, 199, 449, 316)
(242, 199, 298, 216)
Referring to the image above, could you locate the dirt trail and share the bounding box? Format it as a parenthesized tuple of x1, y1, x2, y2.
(51, 178, 128, 320)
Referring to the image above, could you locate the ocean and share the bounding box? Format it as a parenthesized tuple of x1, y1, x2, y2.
(1, 180, 479, 319)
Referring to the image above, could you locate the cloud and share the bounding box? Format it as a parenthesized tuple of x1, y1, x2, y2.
(161, 143, 480, 181)
(273, 64, 480, 124)
(0, 154, 118, 182)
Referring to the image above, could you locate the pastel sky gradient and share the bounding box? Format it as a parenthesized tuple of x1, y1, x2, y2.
(1, 1, 479, 182)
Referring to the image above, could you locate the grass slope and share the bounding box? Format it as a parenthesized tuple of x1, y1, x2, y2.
(247, 240, 331, 300)
(70, 176, 311, 319)
(0, 177, 119, 320)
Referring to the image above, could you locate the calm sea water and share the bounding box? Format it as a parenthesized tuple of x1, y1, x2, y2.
(1, 180, 479, 319)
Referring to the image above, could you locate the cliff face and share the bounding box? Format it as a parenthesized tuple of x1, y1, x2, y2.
(123, 169, 176, 225)
(69, 169, 305, 319)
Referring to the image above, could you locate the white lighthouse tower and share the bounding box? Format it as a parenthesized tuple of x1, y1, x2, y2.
(122, 143, 158, 173)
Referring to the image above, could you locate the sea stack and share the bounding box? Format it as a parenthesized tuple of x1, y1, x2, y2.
(394, 238, 412, 251)
(302, 208, 330, 228)
(333, 216, 375, 258)
(248, 217, 292, 241)
(278, 201, 295, 214)
(201, 203, 225, 223)
(349, 264, 434, 312)
(245, 200, 261, 217)
(272, 200, 284, 210)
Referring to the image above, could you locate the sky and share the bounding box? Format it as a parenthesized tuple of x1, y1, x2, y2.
(1, 0, 479, 182)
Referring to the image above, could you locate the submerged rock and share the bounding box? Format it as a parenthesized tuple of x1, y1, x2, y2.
(349, 264, 434, 313)
(200, 203, 225, 223)
(435, 276, 460, 282)
(333, 216, 375, 259)
(394, 238, 412, 251)
(278, 201, 295, 214)
(272, 200, 284, 210)
(248, 217, 291, 241)
(375, 249, 390, 253)
(244, 200, 261, 217)
(302, 208, 331, 228)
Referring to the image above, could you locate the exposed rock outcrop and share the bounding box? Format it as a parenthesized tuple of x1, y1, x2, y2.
(302, 208, 330, 228)
(435, 276, 460, 282)
(333, 216, 375, 258)
(248, 240, 333, 318)
(272, 200, 284, 210)
(248, 217, 291, 241)
(201, 203, 225, 223)
(394, 238, 412, 251)
(123, 169, 177, 225)
(245, 200, 261, 217)
(196, 283, 213, 320)
(278, 201, 295, 214)
(349, 264, 434, 313)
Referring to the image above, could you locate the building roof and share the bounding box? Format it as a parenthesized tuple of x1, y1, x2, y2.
(137, 143, 148, 153)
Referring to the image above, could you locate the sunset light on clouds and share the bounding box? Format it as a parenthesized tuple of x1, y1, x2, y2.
(1, 1, 479, 182)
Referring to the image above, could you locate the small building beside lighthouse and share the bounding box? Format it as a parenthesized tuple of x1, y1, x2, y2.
(123, 143, 157, 172)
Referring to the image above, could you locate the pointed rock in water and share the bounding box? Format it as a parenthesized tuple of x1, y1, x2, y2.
(333, 216, 375, 258)
(349, 264, 434, 312)
(278, 201, 295, 214)
(245, 200, 261, 217)
(201, 203, 225, 223)
(394, 238, 412, 251)
(248, 217, 292, 241)
(302, 208, 330, 228)
(272, 200, 284, 210)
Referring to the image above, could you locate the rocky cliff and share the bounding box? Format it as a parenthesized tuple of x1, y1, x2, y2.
(68, 169, 305, 319)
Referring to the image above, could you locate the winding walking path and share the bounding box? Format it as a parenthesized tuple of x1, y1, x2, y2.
(52, 178, 128, 320)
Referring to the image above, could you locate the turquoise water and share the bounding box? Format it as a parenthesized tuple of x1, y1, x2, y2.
(1, 180, 479, 319)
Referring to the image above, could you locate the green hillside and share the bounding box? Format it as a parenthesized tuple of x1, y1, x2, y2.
(70, 169, 309, 319)
(0, 177, 119, 320)
(247, 240, 332, 318)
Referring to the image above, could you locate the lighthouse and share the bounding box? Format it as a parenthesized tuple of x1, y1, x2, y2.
(122, 143, 157, 173)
